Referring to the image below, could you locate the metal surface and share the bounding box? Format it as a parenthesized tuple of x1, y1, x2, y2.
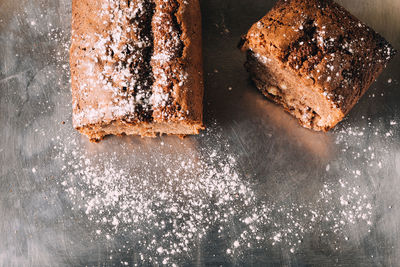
(1, 0, 400, 266)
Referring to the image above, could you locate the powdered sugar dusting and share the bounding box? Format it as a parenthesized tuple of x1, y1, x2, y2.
(56, 122, 381, 264)
(150, 0, 189, 119)
(71, 0, 189, 127)
(71, 0, 155, 127)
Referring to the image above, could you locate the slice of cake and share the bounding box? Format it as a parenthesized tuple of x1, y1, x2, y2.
(70, 0, 204, 142)
(239, 0, 397, 131)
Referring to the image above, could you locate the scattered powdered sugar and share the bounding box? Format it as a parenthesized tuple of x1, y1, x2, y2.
(58, 128, 257, 263)
(55, 122, 384, 264)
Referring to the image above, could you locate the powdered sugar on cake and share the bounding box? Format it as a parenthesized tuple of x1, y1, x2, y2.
(150, 0, 188, 119)
(72, 0, 189, 127)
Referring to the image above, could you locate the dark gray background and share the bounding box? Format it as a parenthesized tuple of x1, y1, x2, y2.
(1, 0, 400, 266)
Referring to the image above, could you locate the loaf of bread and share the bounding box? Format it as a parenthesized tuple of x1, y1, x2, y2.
(240, 0, 397, 131)
(70, 0, 204, 141)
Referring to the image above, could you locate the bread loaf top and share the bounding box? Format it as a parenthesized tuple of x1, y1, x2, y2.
(70, 0, 203, 128)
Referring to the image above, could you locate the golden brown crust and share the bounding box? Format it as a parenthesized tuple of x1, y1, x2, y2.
(70, 0, 204, 141)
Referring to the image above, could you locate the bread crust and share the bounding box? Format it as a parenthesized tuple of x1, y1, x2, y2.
(70, 0, 204, 141)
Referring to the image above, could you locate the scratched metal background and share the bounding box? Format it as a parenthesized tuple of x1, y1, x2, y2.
(1, 0, 400, 266)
